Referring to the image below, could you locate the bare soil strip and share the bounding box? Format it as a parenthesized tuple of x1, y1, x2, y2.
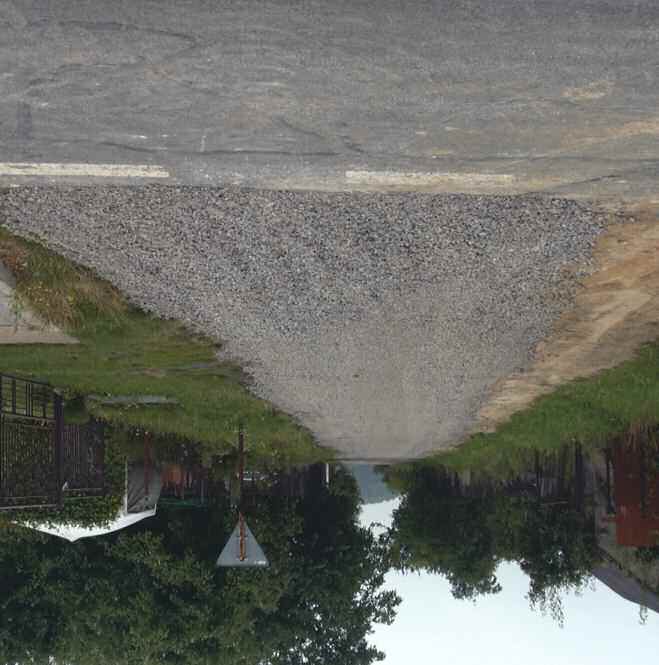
(477, 202, 659, 433)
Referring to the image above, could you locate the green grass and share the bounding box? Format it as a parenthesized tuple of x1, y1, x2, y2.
(0, 229, 325, 466)
(421, 341, 659, 477)
(0, 228, 127, 332)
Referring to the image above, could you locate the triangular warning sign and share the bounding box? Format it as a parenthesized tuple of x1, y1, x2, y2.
(216, 516, 269, 568)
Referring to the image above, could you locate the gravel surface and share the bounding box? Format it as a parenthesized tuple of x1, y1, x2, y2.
(0, 186, 618, 459)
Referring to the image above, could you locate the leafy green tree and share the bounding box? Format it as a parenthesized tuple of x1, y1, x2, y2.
(263, 469, 399, 665)
(388, 462, 599, 622)
(506, 500, 597, 626)
(0, 523, 218, 665)
(390, 467, 501, 600)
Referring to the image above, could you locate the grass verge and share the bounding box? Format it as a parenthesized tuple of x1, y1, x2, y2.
(405, 341, 659, 478)
(0, 228, 325, 466)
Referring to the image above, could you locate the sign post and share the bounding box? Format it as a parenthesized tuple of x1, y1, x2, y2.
(216, 424, 269, 568)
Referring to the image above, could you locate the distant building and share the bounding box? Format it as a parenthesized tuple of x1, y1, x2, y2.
(593, 562, 659, 616)
(612, 444, 659, 547)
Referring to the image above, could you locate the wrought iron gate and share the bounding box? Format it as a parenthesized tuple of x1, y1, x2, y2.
(0, 373, 106, 511)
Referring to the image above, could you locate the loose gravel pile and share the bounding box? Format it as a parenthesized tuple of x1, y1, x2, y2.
(0, 186, 619, 459)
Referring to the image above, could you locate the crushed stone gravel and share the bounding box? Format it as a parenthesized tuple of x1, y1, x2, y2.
(0, 186, 624, 459)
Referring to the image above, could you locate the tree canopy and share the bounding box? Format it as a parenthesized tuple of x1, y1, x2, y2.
(388, 463, 599, 623)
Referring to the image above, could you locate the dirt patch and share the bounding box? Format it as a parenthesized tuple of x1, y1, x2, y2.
(561, 80, 614, 101)
(477, 202, 659, 433)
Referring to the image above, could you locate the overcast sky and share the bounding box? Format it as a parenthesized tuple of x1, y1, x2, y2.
(360, 499, 659, 665)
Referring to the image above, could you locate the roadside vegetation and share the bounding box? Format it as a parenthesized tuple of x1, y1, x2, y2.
(444, 344, 657, 475)
(0, 228, 323, 466)
(386, 459, 599, 626)
(0, 467, 398, 665)
(387, 340, 659, 480)
(0, 437, 126, 529)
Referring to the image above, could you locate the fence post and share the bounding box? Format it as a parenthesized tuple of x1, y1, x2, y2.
(574, 442, 584, 514)
(0, 413, 3, 493)
(605, 447, 615, 514)
(238, 424, 245, 501)
(54, 393, 64, 507)
(98, 419, 106, 493)
(639, 438, 647, 518)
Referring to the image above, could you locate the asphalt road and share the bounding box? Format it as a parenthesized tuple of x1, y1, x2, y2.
(1, 0, 658, 201)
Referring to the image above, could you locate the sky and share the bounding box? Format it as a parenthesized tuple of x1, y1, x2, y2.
(360, 499, 659, 665)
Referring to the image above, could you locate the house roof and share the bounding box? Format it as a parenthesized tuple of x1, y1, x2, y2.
(592, 563, 659, 615)
(27, 508, 157, 542)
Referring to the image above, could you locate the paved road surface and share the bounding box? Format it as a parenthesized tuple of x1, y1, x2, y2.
(0, 0, 658, 202)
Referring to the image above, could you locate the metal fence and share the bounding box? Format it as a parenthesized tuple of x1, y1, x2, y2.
(62, 419, 106, 497)
(0, 373, 57, 421)
(0, 374, 106, 511)
(0, 415, 61, 510)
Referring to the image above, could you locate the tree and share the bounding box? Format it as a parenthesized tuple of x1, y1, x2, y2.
(389, 467, 501, 600)
(508, 500, 597, 626)
(388, 460, 599, 622)
(262, 468, 399, 665)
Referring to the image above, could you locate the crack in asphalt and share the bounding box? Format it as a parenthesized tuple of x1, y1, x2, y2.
(25, 19, 199, 45)
(98, 141, 340, 158)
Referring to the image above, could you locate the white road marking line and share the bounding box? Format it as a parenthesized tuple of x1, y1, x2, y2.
(345, 170, 516, 186)
(0, 162, 170, 178)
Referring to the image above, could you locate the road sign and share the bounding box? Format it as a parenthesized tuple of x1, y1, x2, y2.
(216, 513, 269, 568)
